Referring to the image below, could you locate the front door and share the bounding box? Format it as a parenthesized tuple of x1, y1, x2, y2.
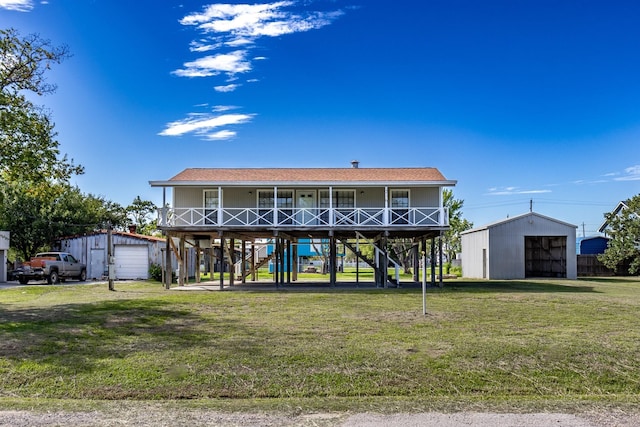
(296, 190, 316, 225)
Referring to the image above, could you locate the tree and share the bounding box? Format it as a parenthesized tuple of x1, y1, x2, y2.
(442, 189, 473, 263)
(126, 196, 158, 235)
(1, 28, 82, 183)
(0, 180, 128, 260)
(390, 239, 415, 274)
(598, 194, 640, 275)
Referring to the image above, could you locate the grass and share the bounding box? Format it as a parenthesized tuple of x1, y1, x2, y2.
(197, 266, 450, 283)
(1, 277, 640, 414)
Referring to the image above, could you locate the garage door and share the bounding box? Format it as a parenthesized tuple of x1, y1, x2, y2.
(525, 236, 567, 278)
(114, 245, 149, 279)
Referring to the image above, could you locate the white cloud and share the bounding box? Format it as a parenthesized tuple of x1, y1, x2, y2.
(172, 50, 251, 77)
(159, 112, 254, 140)
(0, 0, 32, 11)
(174, 2, 344, 79)
(212, 105, 238, 112)
(614, 165, 640, 181)
(205, 130, 237, 140)
(485, 187, 552, 196)
(165, 1, 346, 140)
(214, 83, 240, 92)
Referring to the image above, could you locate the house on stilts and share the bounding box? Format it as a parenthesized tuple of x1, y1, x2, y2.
(149, 163, 456, 288)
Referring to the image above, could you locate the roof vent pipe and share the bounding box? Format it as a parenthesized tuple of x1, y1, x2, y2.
(351, 160, 359, 169)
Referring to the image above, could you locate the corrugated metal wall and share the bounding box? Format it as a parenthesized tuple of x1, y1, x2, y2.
(55, 233, 193, 280)
(461, 229, 489, 279)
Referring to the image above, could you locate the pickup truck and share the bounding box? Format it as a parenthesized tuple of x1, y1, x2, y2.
(14, 252, 87, 285)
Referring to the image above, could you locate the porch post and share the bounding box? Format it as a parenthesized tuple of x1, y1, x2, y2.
(356, 235, 360, 287)
(164, 233, 171, 289)
(241, 240, 247, 284)
(217, 186, 223, 226)
(438, 232, 444, 287)
(329, 186, 333, 226)
(274, 236, 279, 288)
(412, 240, 419, 282)
(329, 233, 336, 287)
(219, 236, 225, 290)
(195, 245, 201, 284)
(229, 238, 235, 286)
(274, 186, 278, 227)
(292, 238, 298, 282)
(384, 186, 389, 225)
(178, 236, 185, 287)
(286, 239, 291, 284)
(279, 238, 285, 285)
(422, 237, 427, 315)
(162, 187, 167, 227)
(382, 233, 389, 288)
(251, 242, 257, 281)
(430, 238, 436, 285)
(208, 237, 215, 283)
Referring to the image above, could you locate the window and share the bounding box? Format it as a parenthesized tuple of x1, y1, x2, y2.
(258, 190, 274, 225)
(258, 190, 293, 224)
(277, 190, 293, 224)
(391, 190, 409, 208)
(319, 190, 355, 224)
(390, 189, 410, 224)
(319, 190, 355, 208)
(203, 190, 219, 224)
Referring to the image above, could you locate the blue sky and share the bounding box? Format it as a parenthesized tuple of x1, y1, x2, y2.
(2, 0, 639, 235)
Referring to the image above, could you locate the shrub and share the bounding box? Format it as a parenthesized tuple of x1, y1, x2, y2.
(148, 263, 175, 282)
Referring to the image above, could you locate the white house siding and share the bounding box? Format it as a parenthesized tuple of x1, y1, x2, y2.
(462, 213, 577, 280)
(173, 186, 442, 209)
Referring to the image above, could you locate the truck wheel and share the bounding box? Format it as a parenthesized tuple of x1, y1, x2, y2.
(18, 277, 29, 285)
(78, 269, 87, 282)
(47, 270, 59, 285)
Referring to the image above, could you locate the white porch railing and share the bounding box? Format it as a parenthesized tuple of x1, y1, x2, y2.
(158, 207, 448, 228)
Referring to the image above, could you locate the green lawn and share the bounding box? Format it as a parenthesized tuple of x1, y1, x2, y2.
(1, 277, 640, 413)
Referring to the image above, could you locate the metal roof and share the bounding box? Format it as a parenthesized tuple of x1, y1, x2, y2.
(461, 211, 577, 234)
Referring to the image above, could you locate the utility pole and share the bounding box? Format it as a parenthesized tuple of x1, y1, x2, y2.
(529, 199, 533, 213)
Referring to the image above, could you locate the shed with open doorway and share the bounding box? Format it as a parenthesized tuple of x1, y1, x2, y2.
(461, 212, 577, 280)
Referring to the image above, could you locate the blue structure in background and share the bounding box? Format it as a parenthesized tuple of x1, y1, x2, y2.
(267, 239, 323, 273)
(577, 236, 610, 255)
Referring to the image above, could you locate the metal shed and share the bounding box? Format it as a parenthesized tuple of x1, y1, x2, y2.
(54, 231, 174, 280)
(461, 212, 577, 280)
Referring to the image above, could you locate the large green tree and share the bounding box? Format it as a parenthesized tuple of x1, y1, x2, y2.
(0, 28, 125, 258)
(1, 28, 82, 183)
(126, 196, 157, 235)
(0, 180, 127, 260)
(598, 194, 640, 275)
(442, 189, 473, 262)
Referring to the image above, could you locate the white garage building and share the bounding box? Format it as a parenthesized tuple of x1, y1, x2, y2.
(55, 231, 170, 280)
(461, 212, 577, 280)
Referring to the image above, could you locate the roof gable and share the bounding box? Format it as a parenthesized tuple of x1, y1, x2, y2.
(598, 201, 629, 233)
(462, 212, 577, 234)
